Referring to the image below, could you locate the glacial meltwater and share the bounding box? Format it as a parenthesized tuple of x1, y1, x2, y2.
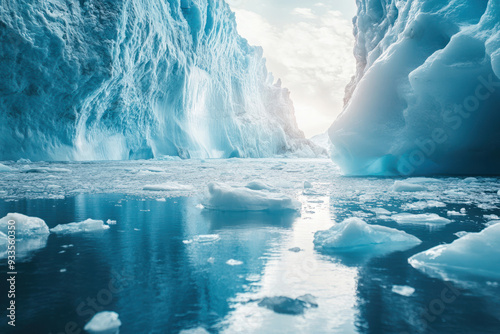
(1, 159, 500, 333)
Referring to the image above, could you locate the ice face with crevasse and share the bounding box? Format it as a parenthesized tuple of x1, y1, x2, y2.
(0, 0, 320, 161)
(330, 0, 500, 176)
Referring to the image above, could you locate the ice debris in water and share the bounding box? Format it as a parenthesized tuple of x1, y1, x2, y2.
(313, 218, 421, 252)
(392, 285, 415, 297)
(0, 163, 12, 172)
(392, 181, 427, 192)
(83, 311, 121, 334)
(143, 182, 194, 191)
(184, 234, 221, 244)
(50, 219, 110, 234)
(402, 201, 446, 211)
(106, 219, 117, 225)
(391, 213, 451, 226)
(203, 182, 301, 212)
(258, 294, 318, 315)
(226, 259, 243, 266)
(0, 213, 50, 236)
(447, 210, 466, 216)
(409, 224, 500, 280)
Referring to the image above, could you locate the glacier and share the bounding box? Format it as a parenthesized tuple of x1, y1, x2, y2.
(330, 0, 500, 175)
(0, 0, 318, 161)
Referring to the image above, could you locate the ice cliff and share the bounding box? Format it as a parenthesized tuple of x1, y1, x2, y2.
(330, 0, 500, 175)
(0, 0, 317, 161)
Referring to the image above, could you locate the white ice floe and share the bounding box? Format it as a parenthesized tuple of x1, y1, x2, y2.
(84, 311, 121, 334)
(402, 201, 446, 211)
(203, 182, 301, 212)
(313, 218, 421, 252)
(391, 213, 451, 226)
(106, 219, 117, 225)
(184, 234, 221, 245)
(392, 181, 427, 192)
(50, 219, 110, 234)
(0, 213, 50, 236)
(447, 210, 466, 217)
(226, 259, 243, 266)
(391, 285, 415, 297)
(409, 224, 500, 280)
(0, 163, 12, 172)
(143, 182, 193, 191)
(369, 207, 392, 216)
(484, 214, 499, 220)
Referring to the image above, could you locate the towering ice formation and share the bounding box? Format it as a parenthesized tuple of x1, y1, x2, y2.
(0, 0, 317, 161)
(330, 0, 500, 175)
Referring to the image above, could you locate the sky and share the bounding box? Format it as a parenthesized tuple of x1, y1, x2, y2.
(227, 0, 358, 138)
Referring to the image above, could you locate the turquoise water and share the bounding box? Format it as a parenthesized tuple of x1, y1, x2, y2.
(1, 193, 499, 333)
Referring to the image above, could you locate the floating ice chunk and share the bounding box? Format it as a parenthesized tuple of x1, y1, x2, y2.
(226, 259, 243, 266)
(179, 327, 210, 334)
(454, 231, 470, 238)
(184, 234, 221, 245)
(447, 210, 466, 217)
(258, 295, 318, 315)
(409, 224, 500, 280)
(304, 181, 313, 189)
(402, 201, 446, 211)
(392, 181, 427, 192)
(392, 285, 415, 297)
(369, 207, 392, 216)
(0, 213, 50, 236)
(106, 219, 117, 225)
(50, 219, 110, 234)
(60, 268, 67, 273)
(84, 311, 121, 334)
(484, 214, 499, 220)
(0, 163, 12, 172)
(313, 218, 421, 252)
(143, 182, 193, 191)
(155, 198, 167, 202)
(391, 213, 451, 226)
(203, 183, 301, 212)
(245, 181, 274, 191)
(288, 247, 302, 253)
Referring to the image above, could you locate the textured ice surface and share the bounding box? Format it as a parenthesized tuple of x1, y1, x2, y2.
(0, 213, 50, 236)
(0, 163, 12, 172)
(330, 0, 500, 175)
(143, 182, 194, 191)
(313, 218, 421, 252)
(203, 182, 301, 212)
(0, 0, 319, 161)
(409, 224, 500, 280)
(392, 285, 415, 297)
(391, 213, 451, 226)
(50, 219, 110, 234)
(83, 311, 121, 334)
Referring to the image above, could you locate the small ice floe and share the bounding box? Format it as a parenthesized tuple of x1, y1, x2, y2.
(409, 224, 500, 280)
(207, 257, 215, 264)
(0, 213, 50, 236)
(0, 163, 12, 172)
(484, 214, 499, 220)
(203, 182, 301, 212)
(392, 285, 415, 297)
(391, 213, 451, 226)
(50, 219, 110, 234)
(84, 311, 121, 334)
(402, 201, 446, 211)
(155, 198, 167, 202)
(447, 209, 466, 217)
(288, 247, 302, 253)
(245, 181, 275, 191)
(61, 244, 74, 248)
(58, 250, 66, 254)
(313, 218, 421, 253)
(303, 181, 313, 189)
(179, 327, 210, 334)
(59, 268, 67, 273)
(454, 231, 470, 238)
(106, 219, 117, 225)
(258, 294, 318, 315)
(392, 181, 427, 192)
(142, 182, 193, 191)
(369, 207, 392, 219)
(183, 234, 221, 245)
(226, 259, 243, 266)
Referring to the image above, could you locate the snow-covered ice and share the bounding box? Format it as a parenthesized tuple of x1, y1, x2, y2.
(392, 285, 415, 297)
(50, 219, 110, 234)
(391, 213, 451, 226)
(313, 218, 421, 253)
(203, 182, 301, 212)
(226, 259, 244, 266)
(409, 224, 500, 280)
(83, 311, 121, 334)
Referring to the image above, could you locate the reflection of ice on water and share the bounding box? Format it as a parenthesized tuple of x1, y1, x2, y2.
(220, 195, 359, 334)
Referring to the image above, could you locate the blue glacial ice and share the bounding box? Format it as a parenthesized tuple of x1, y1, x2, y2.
(0, 0, 319, 161)
(330, 0, 500, 175)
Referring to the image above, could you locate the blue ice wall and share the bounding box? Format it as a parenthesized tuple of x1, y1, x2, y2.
(330, 0, 500, 175)
(0, 0, 318, 160)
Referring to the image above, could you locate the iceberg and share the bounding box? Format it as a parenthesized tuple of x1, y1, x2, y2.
(313, 218, 421, 252)
(83, 311, 121, 334)
(50, 219, 110, 234)
(202, 182, 301, 212)
(409, 224, 500, 280)
(0, 0, 318, 161)
(330, 0, 500, 175)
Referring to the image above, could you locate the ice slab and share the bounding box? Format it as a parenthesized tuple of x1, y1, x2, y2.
(84, 311, 121, 334)
(392, 181, 427, 192)
(51, 219, 110, 234)
(0, 213, 50, 237)
(203, 183, 301, 212)
(391, 213, 451, 226)
(392, 285, 415, 297)
(143, 182, 194, 191)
